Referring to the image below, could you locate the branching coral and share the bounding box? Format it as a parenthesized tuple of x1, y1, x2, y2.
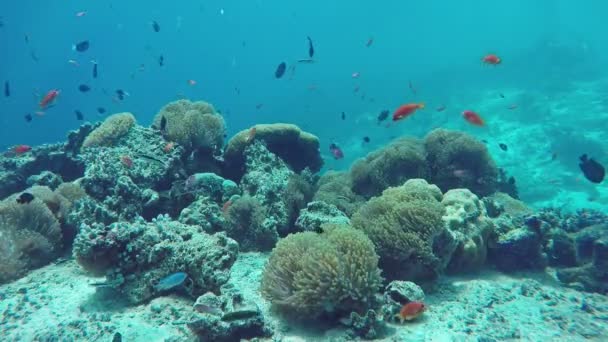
(261, 224, 382, 319)
(152, 99, 225, 153)
(350, 137, 428, 198)
(424, 129, 498, 197)
(82, 112, 136, 148)
(351, 179, 445, 281)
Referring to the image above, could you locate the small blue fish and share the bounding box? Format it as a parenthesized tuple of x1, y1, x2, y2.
(154, 272, 188, 292)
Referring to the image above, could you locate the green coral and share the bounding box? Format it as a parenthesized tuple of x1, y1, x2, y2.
(424, 128, 498, 197)
(350, 137, 428, 198)
(261, 224, 382, 319)
(313, 171, 365, 217)
(351, 179, 445, 281)
(82, 112, 136, 148)
(0, 195, 62, 284)
(224, 195, 277, 251)
(152, 99, 225, 152)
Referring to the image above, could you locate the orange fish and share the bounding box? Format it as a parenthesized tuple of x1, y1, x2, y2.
(246, 127, 257, 143)
(163, 141, 175, 153)
(462, 110, 485, 126)
(395, 301, 426, 323)
(13, 145, 32, 154)
(392, 103, 425, 121)
(39, 89, 60, 109)
(482, 54, 501, 65)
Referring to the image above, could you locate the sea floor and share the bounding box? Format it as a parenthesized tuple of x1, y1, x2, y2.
(1, 253, 607, 342)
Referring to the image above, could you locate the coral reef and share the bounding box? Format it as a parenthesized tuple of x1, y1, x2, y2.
(261, 224, 382, 319)
(350, 137, 428, 198)
(224, 195, 277, 251)
(424, 128, 499, 197)
(351, 179, 445, 281)
(152, 99, 226, 153)
(313, 171, 365, 217)
(440, 189, 494, 273)
(188, 287, 272, 341)
(82, 112, 136, 148)
(295, 201, 350, 232)
(72, 215, 238, 304)
(223, 123, 323, 180)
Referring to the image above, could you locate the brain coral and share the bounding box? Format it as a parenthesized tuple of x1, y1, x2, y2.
(424, 129, 498, 197)
(223, 123, 323, 181)
(152, 99, 225, 153)
(351, 179, 445, 282)
(82, 112, 136, 148)
(261, 224, 382, 319)
(350, 137, 428, 198)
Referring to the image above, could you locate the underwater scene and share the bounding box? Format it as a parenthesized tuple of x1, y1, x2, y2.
(1, 0, 608, 341)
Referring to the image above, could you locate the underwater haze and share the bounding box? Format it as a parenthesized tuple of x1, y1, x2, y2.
(1, 0, 608, 341)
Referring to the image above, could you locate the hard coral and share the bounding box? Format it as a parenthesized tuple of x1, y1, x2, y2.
(424, 128, 498, 197)
(224, 195, 277, 251)
(152, 99, 225, 153)
(223, 123, 322, 181)
(350, 137, 428, 198)
(73, 215, 238, 303)
(352, 179, 445, 282)
(261, 224, 382, 319)
(82, 112, 136, 148)
(313, 171, 365, 217)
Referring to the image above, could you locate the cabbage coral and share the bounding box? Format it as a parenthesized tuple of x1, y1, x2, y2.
(82, 112, 136, 148)
(261, 224, 382, 319)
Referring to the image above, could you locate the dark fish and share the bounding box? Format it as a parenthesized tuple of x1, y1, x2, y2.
(116, 89, 126, 100)
(377, 109, 389, 124)
(24, 34, 29, 43)
(159, 55, 164, 66)
(275, 62, 287, 78)
(160, 116, 167, 133)
(4, 81, 9, 97)
(307, 36, 314, 58)
(499, 93, 505, 98)
(75, 110, 84, 120)
(97, 107, 106, 114)
(92, 63, 98, 78)
(73, 40, 90, 52)
(112, 332, 122, 342)
(363, 136, 370, 143)
(78, 84, 91, 92)
(341, 112, 346, 120)
(152, 20, 160, 32)
(24, 113, 32, 122)
(481, 139, 488, 144)
(499, 143, 508, 151)
(30, 50, 39, 62)
(0, 17, 4, 28)
(16, 192, 34, 204)
(579, 154, 605, 183)
(297, 59, 315, 63)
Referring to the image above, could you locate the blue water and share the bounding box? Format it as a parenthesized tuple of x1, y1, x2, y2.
(1, 0, 607, 200)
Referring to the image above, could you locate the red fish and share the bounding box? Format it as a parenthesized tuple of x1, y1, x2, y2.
(39, 89, 60, 109)
(395, 301, 426, 323)
(120, 155, 133, 168)
(222, 200, 232, 215)
(163, 141, 175, 153)
(13, 145, 32, 154)
(392, 103, 425, 121)
(329, 143, 344, 160)
(482, 54, 501, 65)
(462, 110, 485, 126)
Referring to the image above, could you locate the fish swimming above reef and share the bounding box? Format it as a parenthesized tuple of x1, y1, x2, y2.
(4, 81, 10, 97)
(78, 84, 91, 92)
(275, 62, 286, 78)
(307, 36, 314, 58)
(16, 192, 34, 204)
(377, 109, 389, 124)
(92, 62, 98, 78)
(499, 143, 508, 151)
(73, 40, 90, 52)
(579, 154, 605, 184)
(393, 103, 424, 121)
(152, 20, 160, 32)
(24, 113, 33, 122)
(329, 143, 344, 160)
(75, 110, 84, 120)
(97, 107, 106, 114)
(153, 272, 189, 292)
